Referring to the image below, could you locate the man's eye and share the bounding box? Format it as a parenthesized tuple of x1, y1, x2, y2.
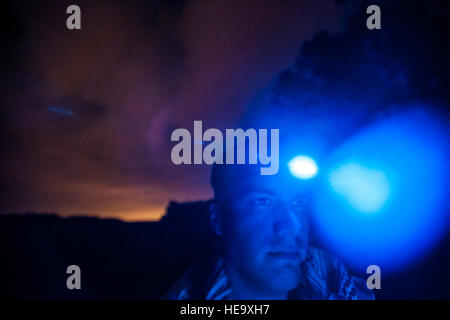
(292, 198, 308, 208)
(251, 197, 272, 207)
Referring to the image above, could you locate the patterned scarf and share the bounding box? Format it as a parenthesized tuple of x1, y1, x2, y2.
(164, 246, 374, 300)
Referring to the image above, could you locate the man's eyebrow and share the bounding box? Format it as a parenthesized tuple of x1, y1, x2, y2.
(237, 187, 277, 196)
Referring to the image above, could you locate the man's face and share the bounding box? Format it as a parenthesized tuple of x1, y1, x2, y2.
(219, 173, 311, 294)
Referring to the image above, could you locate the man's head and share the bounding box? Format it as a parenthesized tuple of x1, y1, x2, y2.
(210, 158, 316, 297)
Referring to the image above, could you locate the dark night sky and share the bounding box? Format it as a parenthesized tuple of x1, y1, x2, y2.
(2, 0, 448, 221)
(1, 0, 349, 220)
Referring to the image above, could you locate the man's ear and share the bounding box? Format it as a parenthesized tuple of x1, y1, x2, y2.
(209, 200, 223, 237)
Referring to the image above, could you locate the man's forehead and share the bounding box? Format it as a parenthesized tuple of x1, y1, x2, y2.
(228, 174, 314, 197)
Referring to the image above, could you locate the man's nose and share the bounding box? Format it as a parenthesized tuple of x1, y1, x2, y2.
(273, 202, 303, 237)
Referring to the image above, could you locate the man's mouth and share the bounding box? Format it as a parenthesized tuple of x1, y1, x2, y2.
(267, 251, 302, 260)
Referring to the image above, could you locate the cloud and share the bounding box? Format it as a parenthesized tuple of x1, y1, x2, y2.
(2, 0, 346, 220)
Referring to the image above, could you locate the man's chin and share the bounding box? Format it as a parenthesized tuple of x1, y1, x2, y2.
(268, 265, 302, 292)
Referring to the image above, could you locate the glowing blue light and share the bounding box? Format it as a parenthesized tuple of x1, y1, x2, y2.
(288, 155, 318, 179)
(314, 109, 449, 273)
(330, 163, 390, 213)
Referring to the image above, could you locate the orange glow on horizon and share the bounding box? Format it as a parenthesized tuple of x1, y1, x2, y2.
(95, 207, 167, 222)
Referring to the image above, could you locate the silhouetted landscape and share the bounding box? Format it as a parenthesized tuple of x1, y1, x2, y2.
(1, 201, 217, 299)
(1, 200, 449, 299)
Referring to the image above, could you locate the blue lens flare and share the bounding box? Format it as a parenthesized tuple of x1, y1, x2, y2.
(314, 109, 449, 273)
(288, 155, 319, 179)
(330, 162, 390, 214)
